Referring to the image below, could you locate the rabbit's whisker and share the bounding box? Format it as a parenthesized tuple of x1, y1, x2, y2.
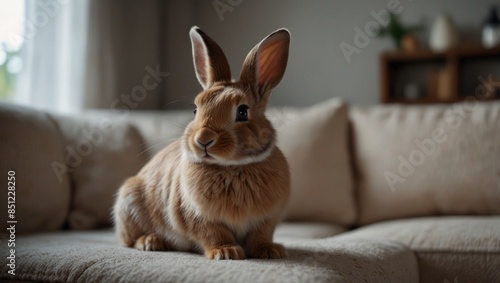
(137, 138, 177, 157)
(162, 100, 183, 109)
(140, 134, 178, 146)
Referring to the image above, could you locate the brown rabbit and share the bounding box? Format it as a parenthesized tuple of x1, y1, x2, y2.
(113, 27, 291, 260)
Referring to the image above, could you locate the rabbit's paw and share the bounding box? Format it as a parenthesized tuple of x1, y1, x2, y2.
(206, 245, 245, 260)
(134, 234, 170, 251)
(249, 243, 286, 259)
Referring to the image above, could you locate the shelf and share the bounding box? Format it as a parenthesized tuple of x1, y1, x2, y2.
(382, 49, 447, 62)
(380, 45, 500, 104)
(382, 45, 500, 62)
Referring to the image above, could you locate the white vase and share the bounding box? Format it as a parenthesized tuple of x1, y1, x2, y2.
(482, 25, 500, 48)
(429, 13, 459, 52)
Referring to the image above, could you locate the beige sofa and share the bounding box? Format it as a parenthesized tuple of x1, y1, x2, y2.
(0, 99, 499, 283)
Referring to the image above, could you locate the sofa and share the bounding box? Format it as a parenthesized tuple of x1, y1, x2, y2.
(0, 98, 499, 283)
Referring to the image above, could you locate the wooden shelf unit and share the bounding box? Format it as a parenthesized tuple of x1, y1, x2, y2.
(380, 45, 500, 104)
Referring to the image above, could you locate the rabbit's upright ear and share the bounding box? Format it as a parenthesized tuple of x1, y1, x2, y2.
(239, 29, 290, 102)
(190, 27, 231, 90)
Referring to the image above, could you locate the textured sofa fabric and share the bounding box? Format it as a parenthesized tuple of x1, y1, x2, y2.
(275, 222, 346, 239)
(86, 99, 357, 227)
(1, 100, 499, 283)
(99, 110, 195, 157)
(0, 228, 418, 283)
(0, 104, 70, 234)
(267, 99, 356, 226)
(50, 114, 148, 230)
(336, 216, 500, 282)
(350, 101, 500, 225)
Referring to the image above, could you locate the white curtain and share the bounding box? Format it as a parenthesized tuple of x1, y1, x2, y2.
(16, 0, 93, 113)
(16, 0, 164, 113)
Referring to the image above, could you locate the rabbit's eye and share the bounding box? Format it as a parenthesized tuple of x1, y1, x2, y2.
(236, 105, 249, 122)
(194, 108, 197, 115)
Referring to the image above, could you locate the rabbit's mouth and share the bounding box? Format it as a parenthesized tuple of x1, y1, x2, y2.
(203, 147, 214, 159)
(202, 153, 214, 159)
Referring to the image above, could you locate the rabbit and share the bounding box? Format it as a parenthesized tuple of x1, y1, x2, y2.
(113, 26, 291, 260)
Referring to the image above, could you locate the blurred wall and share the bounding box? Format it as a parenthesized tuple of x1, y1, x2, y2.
(163, 0, 498, 108)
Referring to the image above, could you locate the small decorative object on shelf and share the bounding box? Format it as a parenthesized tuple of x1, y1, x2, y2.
(403, 83, 421, 100)
(401, 34, 420, 52)
(376, 13, 422, 49)
(482, 6, 500, 48)
(436, 67, 454, 101)
(429, 13, 459, 52)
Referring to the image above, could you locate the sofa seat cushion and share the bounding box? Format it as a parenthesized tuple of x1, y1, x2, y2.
(335, 216, 500, 282)
(0, 228, 418, 283)
(274, 222, 346, 239)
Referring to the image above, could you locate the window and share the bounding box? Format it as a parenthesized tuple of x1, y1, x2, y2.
(0, 0, 25, 101)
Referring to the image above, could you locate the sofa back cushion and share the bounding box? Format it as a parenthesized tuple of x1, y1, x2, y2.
(268, 98, 356, 226)
(86, 99, 357, 227)
(121, 111, 195, 157)
(0, 104, 70, 234)
(351, 101, 500, 225)
(51, 114, 148, 229)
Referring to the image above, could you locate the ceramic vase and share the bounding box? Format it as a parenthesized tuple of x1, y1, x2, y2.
(429, 13, 459, 52)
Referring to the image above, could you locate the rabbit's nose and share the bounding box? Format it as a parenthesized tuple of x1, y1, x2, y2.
(195, 128, 217, 149)
(196, 139, 214, 148)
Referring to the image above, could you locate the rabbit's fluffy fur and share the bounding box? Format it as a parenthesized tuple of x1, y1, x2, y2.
(114, 27, 291, 260)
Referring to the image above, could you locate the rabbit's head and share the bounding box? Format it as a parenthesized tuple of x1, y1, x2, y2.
(183, 27, 290, 166)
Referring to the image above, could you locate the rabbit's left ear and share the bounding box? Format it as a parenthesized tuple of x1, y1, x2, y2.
(239, 29, 290, 102)
(190, 27, 232, 90)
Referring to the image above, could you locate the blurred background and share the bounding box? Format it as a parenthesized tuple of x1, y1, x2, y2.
(0, 0, 499, 113)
